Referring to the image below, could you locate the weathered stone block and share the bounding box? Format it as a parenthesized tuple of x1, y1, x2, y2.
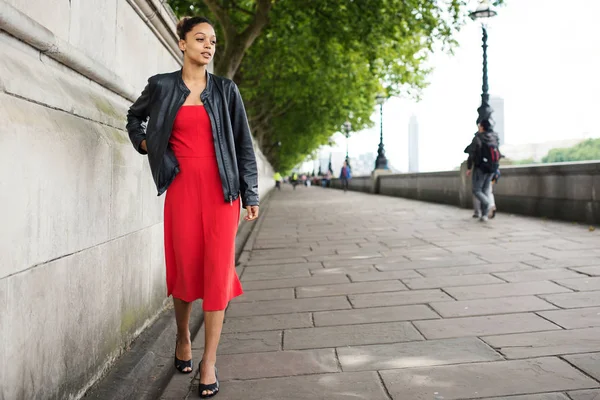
(284, 322, 423, 350)
(380, 358, 598, 399)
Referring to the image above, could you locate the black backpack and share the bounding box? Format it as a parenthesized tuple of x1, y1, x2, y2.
(478, 138, 501, 173)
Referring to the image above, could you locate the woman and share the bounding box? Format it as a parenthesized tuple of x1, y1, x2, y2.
(126, 16, 259, 398)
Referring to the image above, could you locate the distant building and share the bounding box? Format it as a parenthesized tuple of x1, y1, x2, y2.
(408, 115, 419, 172)
(490, 96, 505, 145)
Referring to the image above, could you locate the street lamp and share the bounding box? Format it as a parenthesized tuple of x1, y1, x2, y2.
(469, 0, 498, 125)
(374, 93, 388, 170)
(343, 121, 351, 167)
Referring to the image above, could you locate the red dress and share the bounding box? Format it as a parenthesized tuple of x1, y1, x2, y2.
(164, 105, 243, 311)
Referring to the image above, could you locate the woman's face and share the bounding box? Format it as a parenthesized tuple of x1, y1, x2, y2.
(179, 23, 216, 66)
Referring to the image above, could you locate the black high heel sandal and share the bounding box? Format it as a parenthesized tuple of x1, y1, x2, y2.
(174, 337, 193, 374)
(199, 360, 219, 398)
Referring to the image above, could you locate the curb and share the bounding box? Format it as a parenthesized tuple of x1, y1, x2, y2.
(84, 191, 273, 400)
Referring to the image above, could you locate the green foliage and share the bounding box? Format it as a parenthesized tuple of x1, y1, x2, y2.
(542, 139, 600, 163)
(168, 0, 504, 171)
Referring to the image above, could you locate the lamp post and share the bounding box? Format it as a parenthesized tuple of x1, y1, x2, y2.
(374, 94, 388, 170)
(469, 0, 498, 125)
(343, 121, 351, 167)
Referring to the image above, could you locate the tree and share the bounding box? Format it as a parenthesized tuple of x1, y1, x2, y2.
(168, 0, 503, 171)
(542, 139, 600, 163)
(170, 0, 273, 79)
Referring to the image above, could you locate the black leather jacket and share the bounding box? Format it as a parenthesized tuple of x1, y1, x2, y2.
(126, 70, 259, 207)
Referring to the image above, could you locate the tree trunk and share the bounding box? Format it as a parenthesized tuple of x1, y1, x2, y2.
(203, 0, 272, 79)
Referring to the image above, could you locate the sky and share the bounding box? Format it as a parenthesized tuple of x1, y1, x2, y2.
(315, 0, 600, 173)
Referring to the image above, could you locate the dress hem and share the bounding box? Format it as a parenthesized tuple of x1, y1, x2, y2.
(167, 290, 244, 311)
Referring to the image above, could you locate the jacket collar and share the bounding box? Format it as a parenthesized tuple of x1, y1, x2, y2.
(176, 68, 213, 95)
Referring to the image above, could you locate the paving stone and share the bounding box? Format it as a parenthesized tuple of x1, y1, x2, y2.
(389, 249, 452, 260)
(382, 238, 430, 248)
(525, 257, 600, 269)
(568, 389, 600, 400)
(217, 371, 390, 400)
(494, 268, 583, 282)
(570, 266, 600, 276)
(414, 313, 560, 339)
(563, 352, 600, 381)
(349, 289, 453, 308)
(240, 267, 311, 281)
(310, 265, 377, 275)
(217, 349, 339, 380)
(482, 327, 600, 359)
(250, 249, 329, 260)
(226, 296, 351, 317)
(242, 274, 350, 290)
(296, 281, 407, 298)
(430, 296, 557, 318)
(284, 322, 423, 350)
(348, 270, 421, 282)
(313, 304, 439, 327)
(555, 277, 600, 291)
(443, 244, 506, 254)
(479, 253, 545, 263)
(444, 281, 572, 300)
(379, 357, 598, 400)
(417, 262, 534, 277)
(322, 257, 382, 268)
(378, 256, 487, 271)
(243, 262, 324, 271)
(315, 244, 362, 253)
(539, 307, 600, 329)
(193, 330, 281, 355)
(231, 288, 295, 303)
(541, 292, 600, 308)
(245, 257, 308, 266)
(337, 337, 502, 371)
(222, 313, 313, 333)
(403, 274, 504, 289)
(532, 250, 600, 260)
(254, 242, 309, 250)
(305, 252, 380, 262)
(482, 394, 570, 400)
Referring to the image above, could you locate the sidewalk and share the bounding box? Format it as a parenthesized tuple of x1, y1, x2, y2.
(160, 185, 600, 400)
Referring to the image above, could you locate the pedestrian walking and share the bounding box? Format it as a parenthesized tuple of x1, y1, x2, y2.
(465, 119, 501, 222)
(473, 169, 500, 218)
(126, 16, 259, 398)
(273, 171, 282, 190)
(291, 172, 299, 190)
(340, 161, 352, 192)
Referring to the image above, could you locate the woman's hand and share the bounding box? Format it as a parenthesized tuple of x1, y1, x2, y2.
(140, 140, 148, 152)
(245, 206, 259, 221)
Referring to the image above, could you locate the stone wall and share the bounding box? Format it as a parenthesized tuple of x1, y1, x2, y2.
(332, 161, 600, 225)
(0, 1, 272, 399)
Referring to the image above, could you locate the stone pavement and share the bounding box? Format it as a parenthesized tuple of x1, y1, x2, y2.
(160, 185, 600, 400)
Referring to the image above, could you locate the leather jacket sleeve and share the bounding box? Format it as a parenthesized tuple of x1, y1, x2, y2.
(126, 78, 154, 155)
(229, 83, 259, 207)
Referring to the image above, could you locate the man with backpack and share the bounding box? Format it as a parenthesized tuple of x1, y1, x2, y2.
(465, 119, 501, 222)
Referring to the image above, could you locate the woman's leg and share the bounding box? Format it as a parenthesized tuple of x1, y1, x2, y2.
(173, 298, 193, 372)
(200, 310, 225, 395)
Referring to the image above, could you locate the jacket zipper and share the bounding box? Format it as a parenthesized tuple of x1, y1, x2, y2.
(204, 99, 234, 203)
